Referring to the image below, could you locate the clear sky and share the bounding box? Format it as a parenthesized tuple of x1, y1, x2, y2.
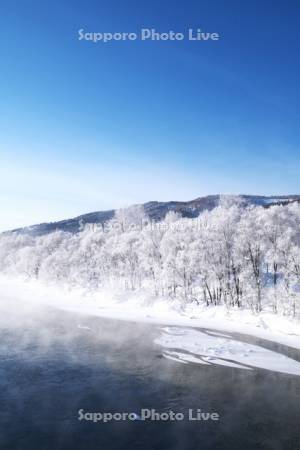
(0, 0, 300, 231)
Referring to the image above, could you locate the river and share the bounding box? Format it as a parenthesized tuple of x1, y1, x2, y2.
(0, 299, 299, 449)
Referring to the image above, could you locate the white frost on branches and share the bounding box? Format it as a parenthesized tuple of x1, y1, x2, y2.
(1, 199, 300, 317)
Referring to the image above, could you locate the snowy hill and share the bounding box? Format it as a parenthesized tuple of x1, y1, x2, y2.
(6, 194, 300, 236)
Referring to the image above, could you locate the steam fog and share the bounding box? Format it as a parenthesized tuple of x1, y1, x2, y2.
(1, 287, 300, 449)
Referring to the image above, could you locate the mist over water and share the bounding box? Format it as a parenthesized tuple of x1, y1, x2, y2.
(1, 298, 300, 450)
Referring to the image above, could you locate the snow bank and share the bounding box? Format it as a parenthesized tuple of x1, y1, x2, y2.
(0, 276, 299, 355)
(155, 327, 300, 376)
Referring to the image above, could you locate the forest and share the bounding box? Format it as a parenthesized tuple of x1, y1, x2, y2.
(1, 197, 300, 317)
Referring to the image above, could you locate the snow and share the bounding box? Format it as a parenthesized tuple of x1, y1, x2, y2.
(2, 201, 300, 322)
(77, 324, 91, 331)
(0, 275, 300, 375)
(155, 327, 300, 375)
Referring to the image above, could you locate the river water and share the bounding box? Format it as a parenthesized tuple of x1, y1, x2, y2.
(0, 300, 299, 450)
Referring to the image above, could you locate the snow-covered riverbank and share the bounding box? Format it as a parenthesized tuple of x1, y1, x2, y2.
(1, 276, 299, 353)
(155, 326, 300, 375)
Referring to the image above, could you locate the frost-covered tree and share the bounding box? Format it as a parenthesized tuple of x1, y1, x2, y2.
(1, 200, 300, 317)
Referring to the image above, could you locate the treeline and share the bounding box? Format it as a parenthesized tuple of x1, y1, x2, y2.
(1, 197, 300, 317)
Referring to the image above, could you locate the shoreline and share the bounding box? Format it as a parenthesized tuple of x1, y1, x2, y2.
(0, 275, 299, 351)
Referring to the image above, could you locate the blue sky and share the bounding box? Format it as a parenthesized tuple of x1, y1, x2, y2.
(0, 0, 300, 231)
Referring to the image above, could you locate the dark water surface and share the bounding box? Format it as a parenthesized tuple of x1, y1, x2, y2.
(0, 300, 300, 450)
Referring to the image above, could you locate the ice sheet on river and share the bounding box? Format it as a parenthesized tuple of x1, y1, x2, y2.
(155, 327, 300, 376)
